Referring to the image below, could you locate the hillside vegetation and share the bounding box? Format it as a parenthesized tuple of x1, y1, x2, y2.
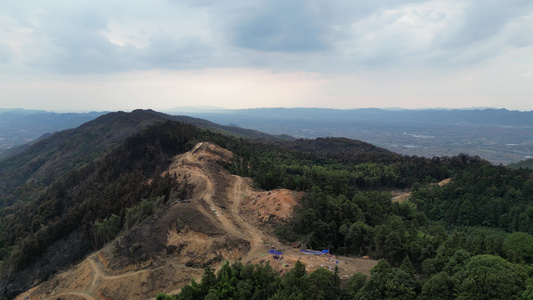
(1, 120, 200, 296)
(508, 157, 533, 169)
(1, 110, 532, 299)
(0, 110, 170, 207)
(0, 110, 287, 208)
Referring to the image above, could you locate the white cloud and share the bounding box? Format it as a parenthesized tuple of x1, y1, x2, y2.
(1, 0, 532, 73)
(0, 0, 532, 110)
(0, 43, 14, 63)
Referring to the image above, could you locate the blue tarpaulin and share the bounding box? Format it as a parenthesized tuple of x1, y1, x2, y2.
(268, 249, 283, 255)
(321, 250, 329, 253)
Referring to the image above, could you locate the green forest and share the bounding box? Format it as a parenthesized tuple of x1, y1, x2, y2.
(158, 254, 531, 300)
(209, 136, 532, 299)
(1, 114, 532, 299)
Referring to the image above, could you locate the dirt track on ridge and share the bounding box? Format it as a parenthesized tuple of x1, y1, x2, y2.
(169, 143, 280, 263)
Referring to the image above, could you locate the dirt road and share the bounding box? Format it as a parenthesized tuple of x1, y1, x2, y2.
(169, 143, 281, 262)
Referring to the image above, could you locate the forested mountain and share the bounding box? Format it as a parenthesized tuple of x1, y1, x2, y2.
(1, 110, 532, 299)
(0, 110, 289, 208)
(0, 110, 168, 207)
(0, 120, 201, 296)
(0, 109, 291, 162)
(0, 110, 290, 297)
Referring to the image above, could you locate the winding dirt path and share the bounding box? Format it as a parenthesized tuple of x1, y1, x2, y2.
(228, 176, 279, 263)
(172, 142, 278, 261)
(89, 255, 165, 281)
(40, 292, 95, 300)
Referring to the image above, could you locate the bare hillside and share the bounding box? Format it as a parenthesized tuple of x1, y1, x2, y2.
(16, 142, 376, 300)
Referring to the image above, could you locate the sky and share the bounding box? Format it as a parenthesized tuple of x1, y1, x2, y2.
(0, 0, 532, 112)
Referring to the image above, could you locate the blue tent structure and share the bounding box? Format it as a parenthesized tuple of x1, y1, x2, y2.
(268, 249, 283, 256)
(321, 250, 329, 254)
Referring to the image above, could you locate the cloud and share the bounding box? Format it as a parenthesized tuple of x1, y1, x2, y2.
(329, 0, 533, 68)
(504, 13, 533, 48)
(141, 34, 213, 68)
(0, 0, 532, 74)
(437, 0, 533, 49)
(0, 0, 218, 73)
(0, 43, 14, 63)
(522, 71, 533, 77)
(231, 0, 328, 52)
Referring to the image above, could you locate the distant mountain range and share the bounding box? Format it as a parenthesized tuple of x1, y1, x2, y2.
(0, 109, 106, 154)
(165, 107, 533, 165)
(165, 107, 533, 126)
(2, 107, 533, 164)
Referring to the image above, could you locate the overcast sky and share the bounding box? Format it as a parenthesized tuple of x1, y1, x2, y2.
(1, 0, 532, 112)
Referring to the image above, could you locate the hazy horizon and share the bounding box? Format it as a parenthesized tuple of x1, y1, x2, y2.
(1, 106, 531, 114)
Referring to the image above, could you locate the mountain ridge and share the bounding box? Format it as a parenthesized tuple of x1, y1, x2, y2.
(0, 109, 291, 207)
(0, 110, 401, 297)
(2, 109, 532, 299)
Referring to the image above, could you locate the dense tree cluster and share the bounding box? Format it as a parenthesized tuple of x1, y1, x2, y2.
(226, 137, 485, 193)
(161, 254, 531, 300)
(158, 260, 343, 300)
(413, 165, 533, 234)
